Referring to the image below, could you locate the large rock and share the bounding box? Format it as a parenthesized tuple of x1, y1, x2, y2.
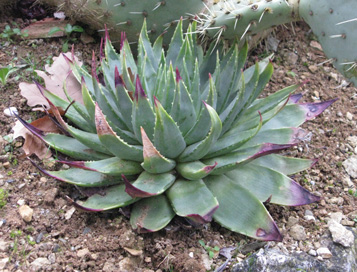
(343, 155, 357, 178)
(231, 229, 357, 272)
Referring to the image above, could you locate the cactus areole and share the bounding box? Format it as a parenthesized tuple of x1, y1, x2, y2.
(19, 20, 335, 241)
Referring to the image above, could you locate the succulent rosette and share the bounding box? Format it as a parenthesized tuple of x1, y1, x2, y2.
(18, 20, 334, 241)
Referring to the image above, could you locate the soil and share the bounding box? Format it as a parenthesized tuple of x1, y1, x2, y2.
(0, 7, 356, 272)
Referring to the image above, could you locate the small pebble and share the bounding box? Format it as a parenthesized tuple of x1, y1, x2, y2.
(316, 247, 332, 259)
(36, 232, 44, 244)
(3, 107, 18, 117)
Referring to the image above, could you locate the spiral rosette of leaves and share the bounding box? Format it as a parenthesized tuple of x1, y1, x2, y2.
(19, 20, 335, 241)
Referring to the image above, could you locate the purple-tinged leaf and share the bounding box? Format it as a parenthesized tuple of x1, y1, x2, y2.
(123, 171, 175, 198)
(114, 66, 125, 87)
(289, 93, 303, 103)
(65, 196, 104, 212)
(123, 174, 155, 198)
(67, 184, 136, 211)
(120, 31, 126, 51)
(130, 194, 175, 233)
(134, 75, 146, 101)
(166, 179, 219, 224)
(175, 67, 182, 82)
(226, 164, 321, 206)
(299, 99, 338, 121)
(99, 37, 104, 62)
(205, 174, 283, 242)
(176, 161, 217, 180)
(91, 51, 100, 83)
(141, 127, 176, 173)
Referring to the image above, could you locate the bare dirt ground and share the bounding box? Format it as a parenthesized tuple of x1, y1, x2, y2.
(0, 8, 356, 272)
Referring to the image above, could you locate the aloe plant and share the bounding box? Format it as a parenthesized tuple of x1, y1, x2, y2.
(18, 20, 334, 241)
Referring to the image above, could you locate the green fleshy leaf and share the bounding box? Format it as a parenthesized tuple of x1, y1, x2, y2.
(251, 154, 316, 176)
(166, 19, 184, 66)
(205, 174, 282, 241)
(178, 103, 222, 162)
(44, 133, 110, 160)
(60, 157, 143, 176)
(95, 104, 143, 162)
(141, 127, 176, 173)
(130, 194, 175, 232)
(132, 77, 156, 142)
(153, 98, 186, 159)
(225, 164, 320, 206)
(176, 161, 217, 180)
(166, 179, 219, 224)
(46, 168, 121, 187)
(125, 171, 175, 198)
(77, 184, 137, 211)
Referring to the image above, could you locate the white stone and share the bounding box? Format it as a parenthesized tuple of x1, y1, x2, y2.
(346, 112, 354, 120)
(0, 257, 9, 270)
(19, 205, 33, 222)
(329, 212, 344, 224)
(3, 107, 18, 117)
(77, 248, 90, 258)
(308, 249, 317, 256)
(347, 136, 357, 148)
(0, 239, 9, 252)
(201, 252, 213, 270)
(316, 247, 332, 259)
(343, 156, 357, 178)
(304, 210, 316, 222)
(328, 221, 354, 247)
(65, 207, 76, 220)
(189, 252, 194, 258)
(30, 257, 51, 269)
(17, 199, 25, 206)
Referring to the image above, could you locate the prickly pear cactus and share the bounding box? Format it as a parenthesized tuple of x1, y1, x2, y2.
(41, 0, 207, 43)
(299, 0, 357, 85)
(198, 0, 300, 41)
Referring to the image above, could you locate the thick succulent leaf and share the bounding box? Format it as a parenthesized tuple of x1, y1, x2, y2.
(241, 127, 308, 148)
(17, 114, 109, 160)
(170, 73, 197, 136)
(204, 112, 262, 158)
(176, 161, 217, 180)
(251, 154, 316, 176)
(261, 100, 337, 131)
(130, 194, 175, 233)
(204, 174, 282, 241)
(80, 77, 96, 127)
(225, 164, 321, 206)
(153, 98, 186, 159)
(65, 125, 113, 155)
(41, 168, 122, 187)
(138, 19, 159, 72)
(235, 85, 299, 126)
(62, 79, 96, 133)
(114, 67, 133, 130)
(178, 103, 222, 162)
(42, 86, 92, 131)
(141, 127, 176, 174)
(166, 19, 184, 66)
(166, 179, 219, 224)
(95, 104, 143, 162)
(204, 143, 294, 175)
(132, 76, 156, 142)
(72, 184, 136, 211)
(123, 171, 175, 198)
(58, 157, 143, 176)
(184, 107, 211, 145)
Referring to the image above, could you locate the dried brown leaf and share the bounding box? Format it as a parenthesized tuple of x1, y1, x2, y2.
(13, 116, 62, 159)
(19, 52, 83, 108)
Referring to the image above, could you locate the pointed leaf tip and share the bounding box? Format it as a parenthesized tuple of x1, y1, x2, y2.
(301, 99, 338, 121)
(256, 221, 283, 241)
(120, 32, 126, 50)
(104, 24, 110, 42)
(62, 53, 73, 64)
(91, 51, 99, 82)
(175, 67, 182, 82)
(122, 174, 154, 198)
(203, 162, 218, 173)
(65, 196, 104, 212)
(187, 205, 219, 224)
(114, 66, 125, 87)
(135, 75, 146, 100)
